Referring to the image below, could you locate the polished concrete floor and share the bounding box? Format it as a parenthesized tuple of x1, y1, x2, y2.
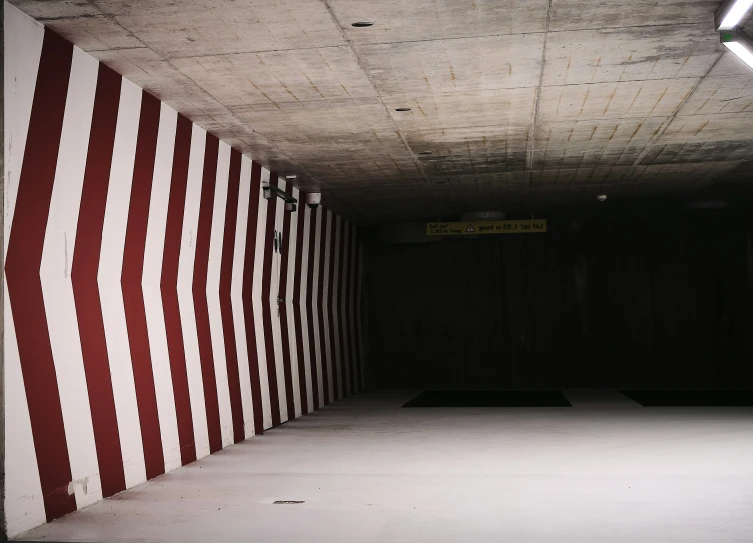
(18, 390, 753, 542)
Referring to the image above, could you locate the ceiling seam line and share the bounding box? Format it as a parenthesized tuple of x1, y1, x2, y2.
(526, 0, 554, 198)
(318, 0, 444, 218)
(616, 52, 726, 195)
(85, 0, 333, 206)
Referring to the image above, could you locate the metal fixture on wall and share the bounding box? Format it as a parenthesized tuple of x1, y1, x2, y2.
(262, 184, 298, 212)
(716, 0, 753, 69)
(721, 28, 753, 69)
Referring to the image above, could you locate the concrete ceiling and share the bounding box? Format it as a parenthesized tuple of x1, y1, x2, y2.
(11, 0, 753, 222)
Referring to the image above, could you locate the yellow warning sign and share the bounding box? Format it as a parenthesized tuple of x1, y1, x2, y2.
(426, 220, 547, 236)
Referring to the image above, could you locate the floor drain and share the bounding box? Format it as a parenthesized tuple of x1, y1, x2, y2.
(274, 500, 305, 504)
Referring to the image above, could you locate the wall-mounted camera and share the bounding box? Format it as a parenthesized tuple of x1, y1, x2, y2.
(305, 192, 321, 210)
(262, 184, 298, 212)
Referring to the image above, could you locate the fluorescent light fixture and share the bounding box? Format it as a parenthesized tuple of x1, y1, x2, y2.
(716, 0, 753, 30)
(721, 29, 753, 69)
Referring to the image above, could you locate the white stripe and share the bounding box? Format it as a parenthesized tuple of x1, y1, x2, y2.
(3, 8, 47, 534)
(357, 234, 366, 389)
(252, 168, 272, 429)
(322, 209, 334, 403)
(270, 176, 288, 422)
(178, 124, 210, 459)
(3, 3, 43, 257)
(285, 186, 301, 418)
(311, 206, 325, 406)
(142, 103, 180, 472)
(298, 205, 314, 413)
(3, 279, 46, 537)
(232, 155, 254, 437)
(40, 47, 101, 508)
(331, 214, 343, 399)
(207, 141, 233, 447)
(99, 77, 146, 488)
(348, 223, 359, 393)
(340, 218, 351, 397)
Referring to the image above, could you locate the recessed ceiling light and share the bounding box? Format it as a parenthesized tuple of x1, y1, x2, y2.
(395, 107, 411, 112)
(351, 21, 373, 27)
(716, 0, 753, 30)
(596, 194, 607, 201)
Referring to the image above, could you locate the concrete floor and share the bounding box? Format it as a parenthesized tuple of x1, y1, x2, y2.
(18, 390, 753, 543)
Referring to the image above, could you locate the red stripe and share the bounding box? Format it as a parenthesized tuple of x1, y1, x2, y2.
(4, 30, 77, 521)
(292, 204, 309, 414)
(261, 175, 281, 426)
(242, 162, 264, 434)
(220, 149, 245, 442)
(337, 218, 349, 397)
(71, 63, 127, 498)
(316, 210, 331, 404)
(305, 209, 320, 409)
(349, 223, 360, 392)
(327, 215, 341, 400)
(121, 91, 165, 480)
(353, 231, 363, 391)
(277, 185, 295, 419)
(160, 114, 196, 465)
(193, 134, 223, 453)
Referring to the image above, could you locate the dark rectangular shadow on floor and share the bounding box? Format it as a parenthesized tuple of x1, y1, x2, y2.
(620, 390, 753, 407)
(402, 390, 572, 408)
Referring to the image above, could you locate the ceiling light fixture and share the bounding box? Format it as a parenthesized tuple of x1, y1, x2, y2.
(721, 29, 753, 69)
(715, 0, 753, 30)
(596, 194, 608, 201)
(351, 21, 373, 27)
(285, 174, 297, 180)
(395, 107, 412, 112)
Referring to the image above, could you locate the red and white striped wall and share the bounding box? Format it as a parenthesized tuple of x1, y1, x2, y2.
(2, 4, 366, 537)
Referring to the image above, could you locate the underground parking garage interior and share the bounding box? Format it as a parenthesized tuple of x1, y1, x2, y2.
(4, 0, 753, 541)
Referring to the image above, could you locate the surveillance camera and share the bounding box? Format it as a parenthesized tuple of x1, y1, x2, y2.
(304, 192, 321, 210)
